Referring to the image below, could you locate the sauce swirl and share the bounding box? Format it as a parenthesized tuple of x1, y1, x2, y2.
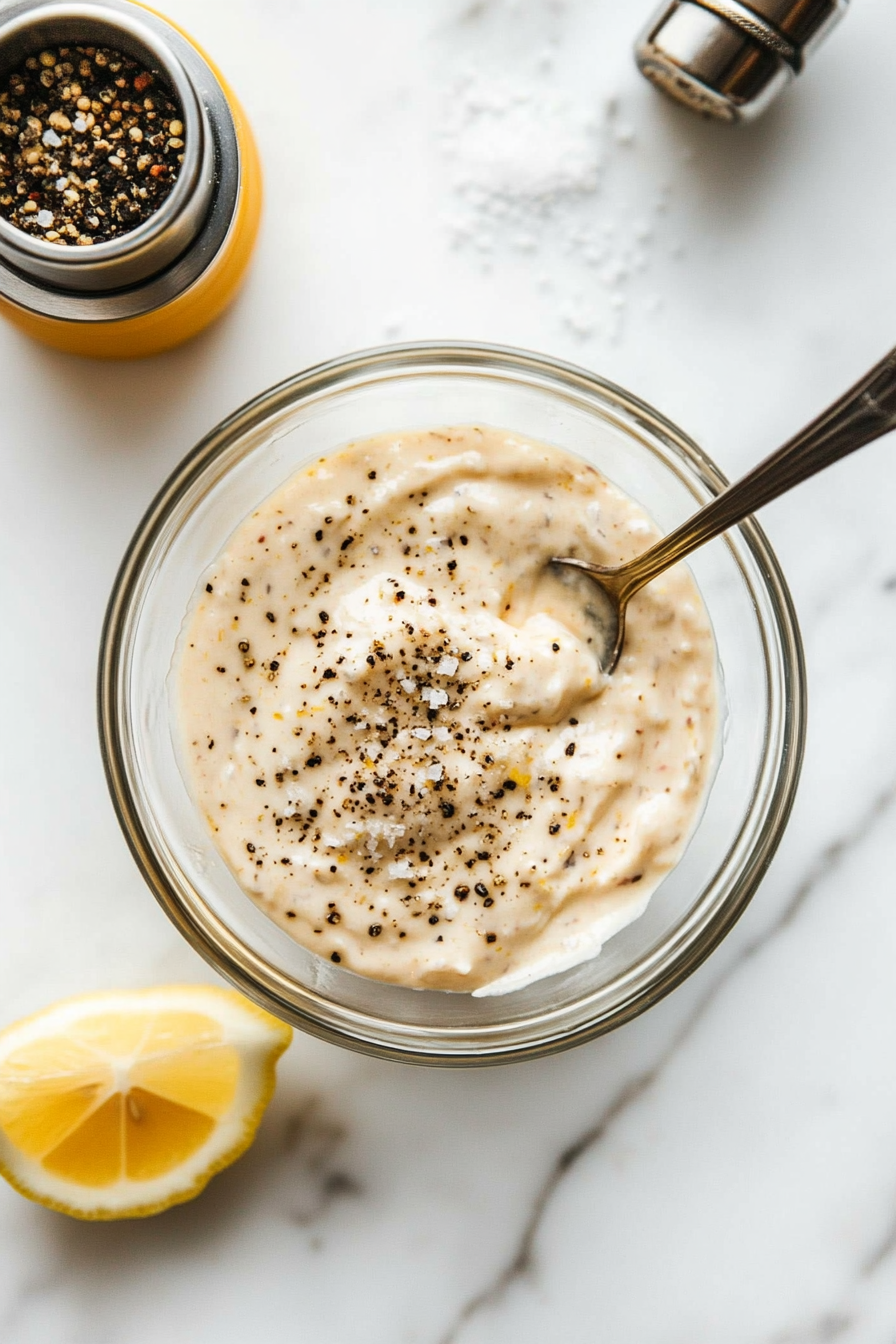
(177, 427, 718, 994)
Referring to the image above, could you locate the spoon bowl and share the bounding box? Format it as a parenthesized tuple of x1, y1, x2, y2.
(549, 557, 627, 673)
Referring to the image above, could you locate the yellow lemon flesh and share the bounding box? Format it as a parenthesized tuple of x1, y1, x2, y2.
(0, 985, 291, 1220)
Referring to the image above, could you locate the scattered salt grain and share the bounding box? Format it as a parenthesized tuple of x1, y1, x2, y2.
(439, 56, 676, 346)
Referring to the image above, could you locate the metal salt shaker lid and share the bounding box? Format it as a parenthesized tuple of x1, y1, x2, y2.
(635, 0, 850, 122)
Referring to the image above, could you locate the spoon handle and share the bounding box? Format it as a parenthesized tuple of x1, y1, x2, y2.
(619, 346, 896, 596)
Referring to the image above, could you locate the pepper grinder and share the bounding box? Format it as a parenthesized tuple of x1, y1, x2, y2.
(635, 0, 849, 122)
(0, 0, 262, 358)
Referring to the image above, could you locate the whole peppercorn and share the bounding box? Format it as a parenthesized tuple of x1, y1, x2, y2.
(0, 45, 185, 246)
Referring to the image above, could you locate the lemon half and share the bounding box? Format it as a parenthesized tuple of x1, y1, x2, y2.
(0, 985, 292, 1220)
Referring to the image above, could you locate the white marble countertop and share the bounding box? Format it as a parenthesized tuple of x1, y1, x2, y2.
(3, 0, 896, 1338)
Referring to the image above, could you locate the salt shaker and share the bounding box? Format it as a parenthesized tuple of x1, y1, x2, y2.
(635, 0, 849, 122)
(0, 0, 261, 358)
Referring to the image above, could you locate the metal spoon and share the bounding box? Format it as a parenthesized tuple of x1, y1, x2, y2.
(552, 346, 896, 673)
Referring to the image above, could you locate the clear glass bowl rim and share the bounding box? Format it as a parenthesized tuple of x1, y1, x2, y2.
(98, 340, 807, 1067)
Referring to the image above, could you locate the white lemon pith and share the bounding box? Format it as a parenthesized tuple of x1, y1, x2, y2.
(0, 985, 292, 1220)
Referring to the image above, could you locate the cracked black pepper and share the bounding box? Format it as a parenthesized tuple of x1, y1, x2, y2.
(177, 427, 718, 995)
(0, 44, 184, 245)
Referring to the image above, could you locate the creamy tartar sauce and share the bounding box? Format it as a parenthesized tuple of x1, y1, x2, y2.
(177, 428, 718, 995)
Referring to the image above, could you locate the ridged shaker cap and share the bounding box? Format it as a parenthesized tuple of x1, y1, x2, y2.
(635, 0, 849, 123)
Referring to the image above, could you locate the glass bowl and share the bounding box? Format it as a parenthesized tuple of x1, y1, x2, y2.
(99, 342, 806, 1066)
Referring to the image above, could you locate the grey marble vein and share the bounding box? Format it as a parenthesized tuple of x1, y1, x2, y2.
(765, 1151, 896, 1343)
(436, 778, 896, 1344)
(770, 1312, 854, 1344)
(860, 1215, 896, 1279)
(279, 1096, 362, 1228)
